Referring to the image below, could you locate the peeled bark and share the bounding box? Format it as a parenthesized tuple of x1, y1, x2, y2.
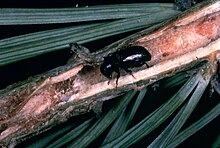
(0, 0, 220, 147)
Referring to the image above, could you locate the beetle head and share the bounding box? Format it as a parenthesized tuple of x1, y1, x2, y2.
(100, 62, 114, 79)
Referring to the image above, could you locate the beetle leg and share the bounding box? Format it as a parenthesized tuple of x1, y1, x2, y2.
(115, 70, 120, 87)
(145, 62, 149, 68)
(124, 69, 135, 78)
(107, 74, 112, 85)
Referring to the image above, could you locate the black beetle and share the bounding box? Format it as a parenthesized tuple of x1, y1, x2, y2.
(100, 46, 151, 85)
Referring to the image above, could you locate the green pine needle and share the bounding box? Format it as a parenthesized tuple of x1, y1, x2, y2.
(149, 73, 210, 147)
(212, 131, 220, 148)
(3, 3, 219, 147)
(0, 3, 176, 25)
(46, 118, 94, 148)
(26, 121, 77, 148)
(102, 72, 202, 147)
(102, 88, 148, 144)
(169, 102, 220, 147)
(67, 90, 137, 147)
(0, 4, 180, 66)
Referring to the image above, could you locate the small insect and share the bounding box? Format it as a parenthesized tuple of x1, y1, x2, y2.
(100, 46, 152, 85)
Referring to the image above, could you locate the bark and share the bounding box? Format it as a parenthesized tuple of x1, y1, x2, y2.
(0, 0, 220, 147)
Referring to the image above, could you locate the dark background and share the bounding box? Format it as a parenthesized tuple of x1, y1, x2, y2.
(0, 0, 175, 89)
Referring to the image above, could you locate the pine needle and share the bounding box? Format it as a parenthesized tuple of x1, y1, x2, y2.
(0, 4, 180, 66)
(67, 90, 137, 147)
(168, 102, 220, 147)
(0, 3, 176, 25)
(149, 72, 210, 147)
(101, 72, 201, 148)
(46, 118, 94, 148)
(102, 88, 148, 144)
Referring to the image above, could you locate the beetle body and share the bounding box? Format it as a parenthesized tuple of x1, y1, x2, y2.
(100, 46, 151, 85)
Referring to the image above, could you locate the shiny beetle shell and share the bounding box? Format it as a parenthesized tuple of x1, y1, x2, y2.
(100, 46, 151, 85)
